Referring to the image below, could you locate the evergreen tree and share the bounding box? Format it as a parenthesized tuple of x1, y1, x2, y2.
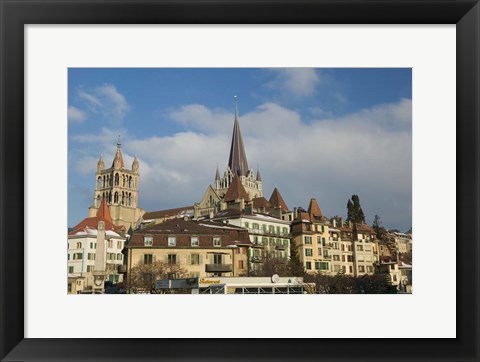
(346, 194, 365, 224)
(288, 239, 305, 277)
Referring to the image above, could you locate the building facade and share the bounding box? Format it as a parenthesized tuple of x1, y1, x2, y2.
(211, 208, 291, 275)
(124, 218, 252, 290)
(68, 197, 127, 293)
(88, 139, 144, 230)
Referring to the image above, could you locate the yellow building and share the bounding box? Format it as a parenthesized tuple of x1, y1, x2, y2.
(291, 199, 331, 274)
(124, 218, 252, 291)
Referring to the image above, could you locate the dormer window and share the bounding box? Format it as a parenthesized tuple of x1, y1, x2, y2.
(191, 236, 199, 247)
(144, 236, 153, 247)
(168, 236, 176, 247)
(213, 237, 221, 247)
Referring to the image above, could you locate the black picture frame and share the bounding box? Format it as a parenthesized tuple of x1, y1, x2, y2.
(1, 1, 478, 361)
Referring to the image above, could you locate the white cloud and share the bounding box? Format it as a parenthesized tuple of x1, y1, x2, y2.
(67, 106, 87, 123)
(267, 68, 321, 98)
(72, 98, 412, 230)
(76, 84, 130, 125)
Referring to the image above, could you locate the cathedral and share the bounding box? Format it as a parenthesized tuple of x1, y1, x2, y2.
(87, 138, 145, 230)
(194, 98, 292, 221)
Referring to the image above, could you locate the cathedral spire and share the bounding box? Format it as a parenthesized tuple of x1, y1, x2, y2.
(228, 96, 249, 177)
(215, 163, 221, 181)
(112, 136, 125, 169)
(256, 164, 262, 182)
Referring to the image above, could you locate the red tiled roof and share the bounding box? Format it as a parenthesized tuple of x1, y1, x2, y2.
(252, 196, 270, 210)
(269, 187, 288, 211)
(96, 196, 112, 223)
(127, 218, 251, 248)
(143, 206, 194, 220)
(224, 176, 250, 202)
(69, 196, 125, 235)
(308, 198, 324, 219)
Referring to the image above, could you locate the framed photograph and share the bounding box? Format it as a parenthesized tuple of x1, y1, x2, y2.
(1, 1, 478, 361)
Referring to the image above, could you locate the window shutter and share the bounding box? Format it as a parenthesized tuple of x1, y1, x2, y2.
(153, 254, 157, 263)
(164, 254, 168, 263)
(199, 254, 203, 264)
(138, 254, 143, 265)
(187, 254, 191, 265)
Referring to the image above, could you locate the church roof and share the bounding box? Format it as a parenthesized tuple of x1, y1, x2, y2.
(69, 197, 124, 235)
(143, 206, 194, 220)
(269, 187, 289, 212)
(228, 97, 249, 177)
(256, 166, 262, 182)
(308, 198, 324, 220)
(224, 176, 250, 202)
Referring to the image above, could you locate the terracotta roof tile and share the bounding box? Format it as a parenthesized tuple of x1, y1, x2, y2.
(127, 218, 251, 248)
(143, 206, 194, 220)
(224, 176, 250, 202)
(308, 198, 324, 220)
(269, 188, 288, 211)
(252, 196, 270, 210)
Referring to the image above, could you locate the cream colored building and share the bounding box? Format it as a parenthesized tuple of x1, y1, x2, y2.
(211, 208, 291, 274)
(68, 198, 127, 293)
(291, 199, 332, 274)
(88, 139, 144, 230)
(124, 218, 252, 291)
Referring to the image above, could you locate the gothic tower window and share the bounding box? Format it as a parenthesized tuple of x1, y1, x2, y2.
(128, 176, 132, 188)
(122, 192, 125, 205)
(114, 192, 118, 204)
(97, 177, 102, 189)
(103, 176, 106, 188)
(115, 173, 119, 186)
(128, 193, 132, 206)
(122, 175, 126, 187)
(96, 195, 100, 207)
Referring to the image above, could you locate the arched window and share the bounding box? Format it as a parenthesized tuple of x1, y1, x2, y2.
(128, 176, 132, 188)
(114, 192, 118, 204)
(128, 193, 132, 206)
(109, 174, 113, 187)
(96, 195, 100, 207)
(121, 192, 125, 205)
(109, 191, 112, 203)
(102, 176, 106, 188)
(115, 173, 119, 186)
(122, 175, 125, 187)
(97, 177, 102, 189)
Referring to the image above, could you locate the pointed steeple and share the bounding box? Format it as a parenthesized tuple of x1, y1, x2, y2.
(228, 96, 249, 177)
(112, 135, 125, 169)
(256, 164, 262, 182)
(308, 198, 324, 220)
(269, 187, 289, 212)
(96, 196, 112, 223)
(132, 154, 139, 173)
(215, 164, 221, 181)
(97, 153, 104, 172)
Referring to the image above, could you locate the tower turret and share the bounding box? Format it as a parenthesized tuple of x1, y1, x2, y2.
(112, 135, 125, 170)
(97, 154, 104, 173)
(132, 155, 139, 174)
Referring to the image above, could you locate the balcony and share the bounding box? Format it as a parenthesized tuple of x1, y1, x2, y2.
(250, 256, 264, 263)
(205, 264, 233, 273)
(275, 244, 287, 250)
(117, 265, 127, 274)
(322, 255, 332, 260)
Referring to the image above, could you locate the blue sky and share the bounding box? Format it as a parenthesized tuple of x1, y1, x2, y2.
(68, 68, 412, 231)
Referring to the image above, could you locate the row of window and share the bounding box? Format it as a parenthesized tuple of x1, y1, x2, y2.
(305, 261, 329, 270)
(252, 236, 289, 247)
(304, 236, 327, 246)
(70, 241, 123, 250)
(142, 253, 230, 265)
(244, 222, 289, 235)
(305, 224, 326, 233)
(68, 252, 122, 261)
(144, 236, 222, 247)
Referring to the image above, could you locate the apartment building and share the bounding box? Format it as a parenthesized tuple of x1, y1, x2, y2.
(291, 199, 331, 274)
(67, 197, 127, 293)
(211, 208, 291, 274)
(124, 218, 252, 285)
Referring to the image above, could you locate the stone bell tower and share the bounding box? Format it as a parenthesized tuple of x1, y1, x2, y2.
(88, 137, 144, 230)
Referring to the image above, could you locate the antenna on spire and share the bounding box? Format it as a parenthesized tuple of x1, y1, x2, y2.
(234, 95, 238, 118)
